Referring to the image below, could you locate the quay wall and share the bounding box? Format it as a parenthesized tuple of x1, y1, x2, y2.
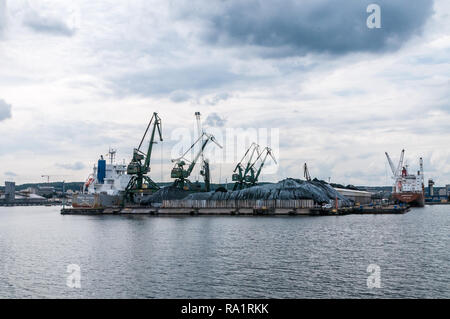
(162, 199, 315, 209)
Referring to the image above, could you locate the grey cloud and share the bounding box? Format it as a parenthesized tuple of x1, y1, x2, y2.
(0, 99, 12, 121)
(205, 112, 226, 127)
(0, 0, 6, 36)
(56, 162, 85, 170)
(170, 90, 191, 103)
(204, 93, 230, 105)
(175, 0, 434, 56)
(436, 90, 450, 114)
(334, 89, 366, 97)
(0, 120, 121, 157)
(4, 171, 17, 177)
(24, 8, 75, 37)
(115, 64, 241, 96)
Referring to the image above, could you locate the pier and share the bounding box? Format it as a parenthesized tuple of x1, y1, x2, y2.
(60, 200, 410, 216)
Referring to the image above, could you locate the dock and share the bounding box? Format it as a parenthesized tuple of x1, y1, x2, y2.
(349, 205, 410, 214)
(60, 200, 410, 216)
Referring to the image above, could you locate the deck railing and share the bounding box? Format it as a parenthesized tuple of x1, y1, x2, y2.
(162, 199, 315, 209)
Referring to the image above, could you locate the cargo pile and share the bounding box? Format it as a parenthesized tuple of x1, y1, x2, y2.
(144, 178, 352, 206)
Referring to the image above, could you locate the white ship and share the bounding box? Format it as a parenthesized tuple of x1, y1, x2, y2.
(72, 149, 131, 208)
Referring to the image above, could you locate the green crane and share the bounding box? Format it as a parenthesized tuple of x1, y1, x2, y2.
(232, 145, 277, 190)
(125, 112, 163, 200)
(247, 147, 277, 186)
(171, 132, 222, 191)
(232, 142, 260, 191)
(304, 163, 312, 181)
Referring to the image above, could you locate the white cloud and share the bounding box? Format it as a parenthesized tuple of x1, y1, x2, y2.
(0, 0, 6, 36)
(23, 7, 75, 36)
(203, 93, 230, 106)
(56, 162, 85, 171)
(170, 90, 191, 103)
(0, 99, 12, 121)
(0, 0, 449, 186)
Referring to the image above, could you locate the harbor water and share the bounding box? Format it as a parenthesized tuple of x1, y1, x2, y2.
(0, 205, 448, 298)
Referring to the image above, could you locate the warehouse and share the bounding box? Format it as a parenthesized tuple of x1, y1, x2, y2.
(334, 188, 373, 205)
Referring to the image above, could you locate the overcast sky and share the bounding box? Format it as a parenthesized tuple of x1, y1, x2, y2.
(0, 0, 449, 186)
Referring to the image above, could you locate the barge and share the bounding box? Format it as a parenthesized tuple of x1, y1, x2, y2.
(61, 200, 410, 216)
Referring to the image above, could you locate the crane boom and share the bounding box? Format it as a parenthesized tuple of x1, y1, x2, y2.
(195, 112, 205, 166)
(253, 147, 277, 182)
(386, 149, 406, 178)
(186, 135, 212, 176)
(234, 143, 259, 169)
(385, 152, 397, 177)
(304, 163, 311, 181)
(233, 146, 276, 189)
(143, 113, 163, 171)
(396, 149, 405, 177)
(243, 144, 260, 177)
(232, 143, 261, 190)
(125, 112, 163, 200)
(171, 132, 222, 191)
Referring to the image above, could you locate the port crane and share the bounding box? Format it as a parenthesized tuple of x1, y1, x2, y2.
(303, 163, 312, 181)
(171, 132, 222, 191)
(246, 147, 277, 186)
(195, 112, 212, 191)
(385, 149, 405, 178)
(232, 142, 260, 190)
(125, 112, 163, 199)
(232, 145, 277, 190)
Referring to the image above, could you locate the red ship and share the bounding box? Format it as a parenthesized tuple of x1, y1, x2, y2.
(385, 150, 425, 207)
(392, 192, 425, 207)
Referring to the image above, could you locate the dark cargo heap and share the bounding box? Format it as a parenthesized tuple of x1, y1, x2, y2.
(144, 178, 353, 206)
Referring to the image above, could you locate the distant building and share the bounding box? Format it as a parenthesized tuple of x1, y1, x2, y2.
(5, 181, 15, 202)
(28, 193, 46, 200)
(1, 181, 48, 206)
(425, 184, 450, 203)
(38, 186, 55, 197)
(334, 188, 372, 205)
(24, 187, 38, 194)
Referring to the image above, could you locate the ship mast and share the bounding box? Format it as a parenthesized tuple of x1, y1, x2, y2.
(108, 148, 116, 164)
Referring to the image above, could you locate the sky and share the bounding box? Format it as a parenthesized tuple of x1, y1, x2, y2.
(0, 0, 449, 186)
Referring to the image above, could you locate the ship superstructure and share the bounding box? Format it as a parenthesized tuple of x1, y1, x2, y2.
(385, 149, 425, 207)
(72, 149, 131, 208)
(84, 149, 131, 195)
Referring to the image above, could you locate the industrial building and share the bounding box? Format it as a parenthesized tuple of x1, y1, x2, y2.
(334, 188, 373, 205)
(0, 182, 48, 206)
(425, 179, 450, 203)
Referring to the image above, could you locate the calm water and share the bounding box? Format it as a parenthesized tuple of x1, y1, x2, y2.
(0, 205, 448, 298)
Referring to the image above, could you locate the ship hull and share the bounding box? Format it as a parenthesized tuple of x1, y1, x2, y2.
(72, 193, 122, 208)
(393, 192, 425, 207)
